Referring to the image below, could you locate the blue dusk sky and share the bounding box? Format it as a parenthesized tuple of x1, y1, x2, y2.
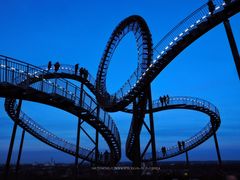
(0, 0, 240, 164)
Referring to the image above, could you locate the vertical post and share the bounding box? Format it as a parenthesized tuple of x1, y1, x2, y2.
(185, 151, 189, 166)
(132, 100, 141, 168)
(75, 82, 84, 179)
(26, 65, 29, 88)
(5, 57, 8, 82)
(132, 136, 141, 167)
(223, 19, 240, 80)
(211, 118, 222, 166)
(15, 130, 25, 175)
(95, 105, 100, 166)
(4, 99, 22, 179)
(147, 85, 157, 166)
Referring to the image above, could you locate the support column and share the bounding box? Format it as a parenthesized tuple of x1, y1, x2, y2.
(132, 136, 141, 167)
(15, 129, 25, 175)
(75, 83, 84, 179)
(185, 151, 189, 166)
(223, 19, 240, 80)
(4, 99, 22, 179)
(132, 100, 141, 168)
(211, 118, 222, 166)
(95, 105, 100, 166)
(147, 85, 157, 166)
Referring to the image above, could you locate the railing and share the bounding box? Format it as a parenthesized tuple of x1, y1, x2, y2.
(0, 55, 120, 160)
(15, 104, 95, 160)
(102, 0, 229, 104)
(125, 96, 220, 115)
(153, 0, 226, 59)
(39, 64, 96, 88)
(143, 122, 214, 160)
(142, 100, 220, 160)
(126, 95, 220, 160)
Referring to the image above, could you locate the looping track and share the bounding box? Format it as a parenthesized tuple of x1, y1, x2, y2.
(1, 0, 239, 165)
(96, 15, 153, 112)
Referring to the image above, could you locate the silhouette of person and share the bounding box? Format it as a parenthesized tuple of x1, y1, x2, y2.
(161, 147, 165, 157)
(83, 68, 88, 80)
(48, 61, 52, 71)
(166, 95, 170, 104)
(162, 146, 167, 157)
(54, 62, 60, 72)
(74, 64, 79, 75)
(163, 95, 167, 106)
(103, 150, 110, 163)
(182, 141, 185, 150)
(207, 0, 215, 15)
(178, 141, 182, 151)
(159, 96, 163, 106)
(79, 67, 84, 78)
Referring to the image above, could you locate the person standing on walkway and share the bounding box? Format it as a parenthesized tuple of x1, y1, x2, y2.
(54, 62, 60, 72)
(182, 141, 185, 150)
(48, 61, 52, 71)
(178, 141, 182, 151)
(207, 0, 215, 15)
(74, 64, 79, 75)
(163, 95, 167, 106)
(166, 95, 170, 105)
(159, 96, 163, 106)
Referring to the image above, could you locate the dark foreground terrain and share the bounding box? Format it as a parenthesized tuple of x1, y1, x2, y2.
(0, 161, 240, 180)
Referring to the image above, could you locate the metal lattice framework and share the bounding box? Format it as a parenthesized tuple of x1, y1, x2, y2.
(0, 55, 121, 165)
(0, 0, 239, 170)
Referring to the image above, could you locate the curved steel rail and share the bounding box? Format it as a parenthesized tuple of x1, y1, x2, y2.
(96, 15, 153, 112)
(124, 96, 220, 161)
(0, 55, 121, 165)
(0, 0, 239, 164)
(95, 0, 240, 112)
(94, 0, 239, 162)
(34, 66, 222, 162)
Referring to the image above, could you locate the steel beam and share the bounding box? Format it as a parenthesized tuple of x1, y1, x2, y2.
(147, 85, 157, 166)
(15, 129, 25, 175)
(4, 99, 22, 179)
(132, 100, 141, 167)
(224, 19, 240, 80)
(211, 118, 222, 166)
(95, 105, 100, 166)
(185, 151, 189, 167)
(75, 83, 84, 179)
(15, 102, 25, 178)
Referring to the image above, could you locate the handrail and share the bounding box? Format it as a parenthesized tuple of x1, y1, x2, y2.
(153, 0, 226, 58)
(94, 0, 238, 110)
(124, 96, 220, 115)
(39, 64, 96, 87)
(0, 55, 121, 163)
(126, 95, 221, 161)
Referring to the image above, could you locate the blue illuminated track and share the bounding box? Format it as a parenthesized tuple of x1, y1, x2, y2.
(0, 0, 239, 165)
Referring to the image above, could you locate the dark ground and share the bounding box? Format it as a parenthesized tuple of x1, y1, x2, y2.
(0, 161, 240, 180)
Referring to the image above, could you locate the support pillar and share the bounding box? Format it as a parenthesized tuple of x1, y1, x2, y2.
(132, 100, 141, 168)
(132, 136, 141, 167)
(185, 151, 189, 166)
(95, 106, 100, 166)
(4, 99, 22, 179)
(211, 118, 222, 166)
(223, 19, 240, 80)
(15, 129, 25, 175)
(147, 85, 157, 166)
(75, 83, 84, 179)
